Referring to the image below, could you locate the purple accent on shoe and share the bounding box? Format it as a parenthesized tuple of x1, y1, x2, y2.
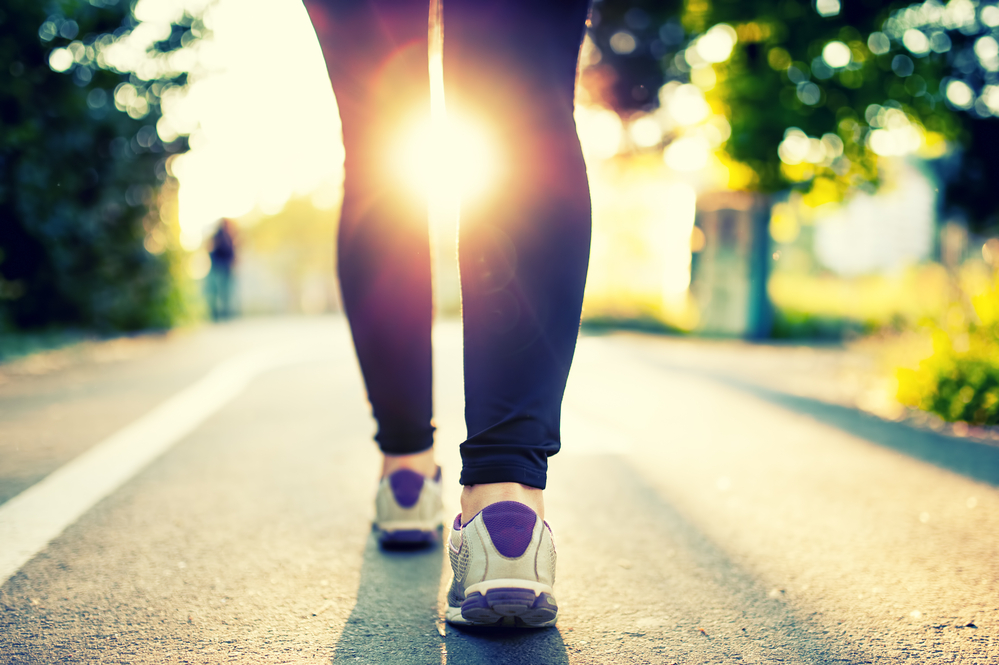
(481, 501, 536, 558)
(533, 592, 558, 612)
(484, 588, 537, 607)
(388, 469, 424, 508)
(461, 591, 490, 615)
(453, 514, 462, 530)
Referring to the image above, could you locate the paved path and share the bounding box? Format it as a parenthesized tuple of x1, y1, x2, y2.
(1, 317, 996, 664)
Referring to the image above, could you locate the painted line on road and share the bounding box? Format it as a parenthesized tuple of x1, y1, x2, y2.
(0, 345, 327, 587)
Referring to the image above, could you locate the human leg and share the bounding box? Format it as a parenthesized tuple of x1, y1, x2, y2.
(443, 0, 592, 501)
(304, 0, 442, 542)
(443, 0, 591, 626)
(304, 0, 436, 464)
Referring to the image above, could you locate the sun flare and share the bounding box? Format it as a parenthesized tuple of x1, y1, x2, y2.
(392, 111, 500, 208)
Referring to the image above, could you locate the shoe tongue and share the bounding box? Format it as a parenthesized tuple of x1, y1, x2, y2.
(481, 501, 536, 558)
(389, 469, 425, 508)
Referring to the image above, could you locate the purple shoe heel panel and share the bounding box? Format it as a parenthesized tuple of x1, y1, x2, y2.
(388, 469, 425, 508)
(481, 501, 537, 558)
(453, 514, 462, 530)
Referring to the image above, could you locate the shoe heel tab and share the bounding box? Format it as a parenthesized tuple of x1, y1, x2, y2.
(481, 501, 537, 558)
(388, 469, 425, 508)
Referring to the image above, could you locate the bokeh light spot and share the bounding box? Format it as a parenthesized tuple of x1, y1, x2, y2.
(629, 116, 663, 149)
(892, 54, 915, 77)
(48, 48, 74, 72)
(975, 36, 999, 70)
(664, 135, 710, 172)
(696, 24, 737, 64)
(945, 79, 975, 109)
(796, 82, 822, 106)
(816, 0, 841, 18)
(868, 32, 891, 56)
(902, 29, 930, 56)
(609, 31, 637, 55)
(822, 41, 851, 68)
(666, 83, 710, 126)
(778, 128, 810, 165)
(929, 31, 952, 53)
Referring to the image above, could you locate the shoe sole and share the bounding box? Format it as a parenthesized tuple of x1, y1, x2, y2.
(446, 581, 557, 628)
(375, 514, 443, 546)
(377, 526, 441, 547)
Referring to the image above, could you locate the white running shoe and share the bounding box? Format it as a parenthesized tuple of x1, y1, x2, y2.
(445, 501, 558, 627)
(374, 468, 444, 546)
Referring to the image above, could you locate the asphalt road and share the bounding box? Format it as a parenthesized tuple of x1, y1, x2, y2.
(1, 316, 997, 664)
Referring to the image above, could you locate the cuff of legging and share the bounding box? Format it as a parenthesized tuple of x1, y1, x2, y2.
(376, 432, 435, 456)
(459, 464, 547, 490)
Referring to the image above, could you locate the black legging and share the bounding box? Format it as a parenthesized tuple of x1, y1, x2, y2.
(304, 0, 592, 489)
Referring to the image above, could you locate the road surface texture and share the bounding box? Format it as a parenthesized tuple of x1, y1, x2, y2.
(1, 317, 996, 664)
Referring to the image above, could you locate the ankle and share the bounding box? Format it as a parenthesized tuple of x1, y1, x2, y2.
(381, 448, 437, 479)
(460, 483, 544, 523)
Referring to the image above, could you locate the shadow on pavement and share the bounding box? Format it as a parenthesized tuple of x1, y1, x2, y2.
(638, 349, 999, 487)
(332, 532, 445, 664)
(444, 624, 570, 665)
(329, 530, 570, 664)
(728, 379, 999, 488)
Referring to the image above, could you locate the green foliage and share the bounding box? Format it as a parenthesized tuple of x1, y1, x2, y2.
(771, 310, 873, 340)
(701, 1, 889, 194)
(697, 0, 999, 226)
(0, 0, 201, 333)
(898, 326, 999, 425)
(928, 356, 999, 424)
(897, 272, 999, 425)
(594, 0, 999, 229)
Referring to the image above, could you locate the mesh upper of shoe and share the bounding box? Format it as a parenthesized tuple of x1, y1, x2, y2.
(447, 528, 471, 606)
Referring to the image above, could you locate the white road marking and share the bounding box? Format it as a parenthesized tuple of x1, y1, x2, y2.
(0, 346, 327, 587)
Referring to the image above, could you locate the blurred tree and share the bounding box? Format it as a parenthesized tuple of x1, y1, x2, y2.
(591, 0, 999, 231)
(691, 0, 998, 230)
(0, 0, 204, 332)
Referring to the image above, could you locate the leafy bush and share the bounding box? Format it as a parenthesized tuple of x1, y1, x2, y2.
(0, 0, 199, 333)
(897, 275, 999, 425)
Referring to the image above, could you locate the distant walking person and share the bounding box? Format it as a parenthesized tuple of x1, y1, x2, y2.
(206, 218, 237, 321)
(304, 0, 592, 627)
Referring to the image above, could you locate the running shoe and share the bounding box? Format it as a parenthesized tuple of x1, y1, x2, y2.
(445, 501, 558, 627)
(374, 467, 444, 546)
